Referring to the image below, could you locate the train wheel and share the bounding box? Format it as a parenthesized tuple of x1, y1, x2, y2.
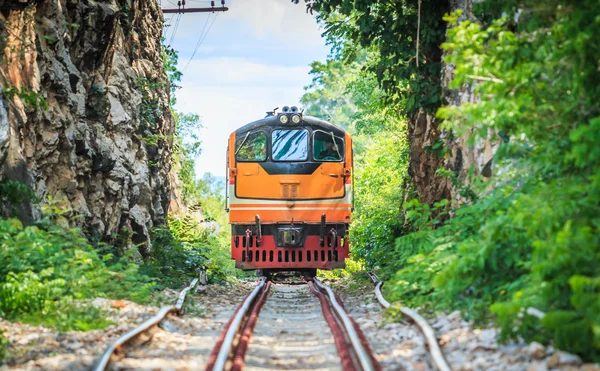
(258, 269, 272, 280)
(303, 268, 317, 278)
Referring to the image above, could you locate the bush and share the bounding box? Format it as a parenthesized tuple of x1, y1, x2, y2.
(350, 126, 408, 268)
(381, 4, 600, 362)
(0, 217, 155, 331)
(143, 214, 235, 287)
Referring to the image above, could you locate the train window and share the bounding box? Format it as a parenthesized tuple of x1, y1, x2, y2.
(235, 131, 267, 161)
(271, 129, 308, 161)
(313, 130, 344, 161)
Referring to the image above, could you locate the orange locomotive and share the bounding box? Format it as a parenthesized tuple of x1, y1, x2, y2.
(226, 106, 353, 275)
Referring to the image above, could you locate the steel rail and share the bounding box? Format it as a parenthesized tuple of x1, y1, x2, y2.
(368, 274, 452, 371)
(176, 278, 199, 309)
(331, 292, 382, 371)
(308, 280, 357, 371)
(313, 277, 376, 371)
(212, 277, 267, 371)
(230, 281, 272, 371)
(93, 278, 198, 371)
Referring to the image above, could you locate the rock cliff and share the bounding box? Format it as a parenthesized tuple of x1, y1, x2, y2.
(0, 0, 174, 254)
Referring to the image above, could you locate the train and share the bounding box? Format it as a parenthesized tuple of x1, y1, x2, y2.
(226, 106, 353, 276)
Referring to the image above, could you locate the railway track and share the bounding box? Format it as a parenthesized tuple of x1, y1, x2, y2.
(92, 274, 449, 371)
(367, 272, 452, 371)
(206, 277, 381, 371)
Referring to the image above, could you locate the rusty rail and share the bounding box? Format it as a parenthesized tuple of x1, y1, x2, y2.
(92, 278, 198, 371)
(230, 281, 272, 371)
(367, 272, 452, 371)
(311, 277, 381, 371)
(206, 277, 270, 371)
(308, 280, 358, 371)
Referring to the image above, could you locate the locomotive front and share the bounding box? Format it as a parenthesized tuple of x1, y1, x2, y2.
(226, 106, 353, 275)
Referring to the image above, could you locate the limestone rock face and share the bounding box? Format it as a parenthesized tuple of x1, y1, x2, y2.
(0, 0, 175, 253)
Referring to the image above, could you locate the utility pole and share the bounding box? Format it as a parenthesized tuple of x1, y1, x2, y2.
(162, 1, 229, 14)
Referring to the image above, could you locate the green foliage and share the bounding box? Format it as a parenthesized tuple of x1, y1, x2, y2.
(300, 41, 410, 277)
(144, 216, 209, 287)
(0, 215, 155, 332)
(301, 50, 400, 136)
(145, 207, 234, 286)
(351, 128, 408, 267)
(318, 258, 365, 279)
(62, 21, 79, 30)
(136, 77, 166, 133)
(2, 86, 48, 110)
(371, 2, 600, 362)
(172, 112, 204, 203)
(161, 45, 183, 105)
(0, 178, 38, 216)
(306, 0, 449, 115)
(155, 45, 233, 283)
(143, 134, 169, 147)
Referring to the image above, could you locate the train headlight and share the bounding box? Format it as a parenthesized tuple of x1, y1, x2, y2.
(291, 114, 301, 124)
(279, 115, 289, 124)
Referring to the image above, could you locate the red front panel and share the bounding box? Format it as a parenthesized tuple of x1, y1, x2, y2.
(231, 236, 349, 270)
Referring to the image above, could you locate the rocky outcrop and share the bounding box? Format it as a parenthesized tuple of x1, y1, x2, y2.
(0, 0, 174, 254)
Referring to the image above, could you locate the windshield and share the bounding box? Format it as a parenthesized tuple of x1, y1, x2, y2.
(271, 129, 308, 161)
(313, 130, 344, 161)
(235, 131, 267, 161)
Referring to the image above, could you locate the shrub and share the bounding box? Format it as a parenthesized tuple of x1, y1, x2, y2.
(0, 217, 155, 331)
(382, 4, 600, 361)
(144, 214, 235, 287)
(350, 126, 408, 268)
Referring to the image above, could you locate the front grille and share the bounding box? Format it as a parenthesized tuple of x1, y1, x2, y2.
(281, 184, 299, 199)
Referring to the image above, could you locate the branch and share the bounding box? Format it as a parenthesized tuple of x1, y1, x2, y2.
(465, 74, 504, 84)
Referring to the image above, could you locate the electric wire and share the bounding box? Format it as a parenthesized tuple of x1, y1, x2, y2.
(188, 11, 211, 60)
(162, 16, 173, 39)
(182, 12, 219, 73)
(168, 12, 182, 47)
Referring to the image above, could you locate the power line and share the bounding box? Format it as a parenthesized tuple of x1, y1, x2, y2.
(182, 12, 219, 74)
(162, 16, 173, 39)
(161, 1, 229, 14)
(186, 12, 212, 59)
(162, 7, 229, 14)
(168, 12, 182, 46)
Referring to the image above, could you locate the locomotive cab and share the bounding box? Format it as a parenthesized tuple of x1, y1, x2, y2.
(226, 108, 353, 273)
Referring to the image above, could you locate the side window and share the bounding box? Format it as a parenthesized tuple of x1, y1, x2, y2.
(313, 131, 344, 161)
(272, 129, 309, 161)
(235, 131, 267, 161)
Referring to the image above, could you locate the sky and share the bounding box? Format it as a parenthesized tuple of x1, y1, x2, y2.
(161, 0, 330, 177)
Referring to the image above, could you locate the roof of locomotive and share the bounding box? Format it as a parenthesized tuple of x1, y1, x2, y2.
(234, 114, 347, 137)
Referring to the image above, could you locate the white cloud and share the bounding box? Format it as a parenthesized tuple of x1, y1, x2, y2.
(180, 57, 310, 87)
(227, 0, 323, 45)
